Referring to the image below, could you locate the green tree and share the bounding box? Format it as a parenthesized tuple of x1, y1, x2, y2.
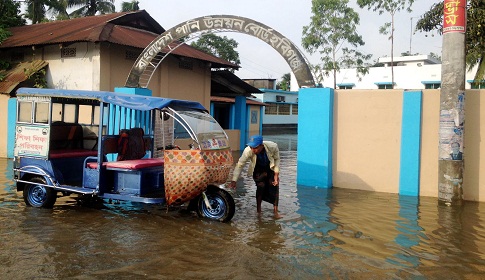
(24, 0, 69, 23)
(277, 73, 291, 91)
(190, 33, 241, 71)
(357, 0, 415, 87)
(0, 0, 25, 42)
(121, 0, 139, 12)
(415, 0, 485, 85)
(24, 0, 47, 24)
(0, 0, 25, 75)
(68, 0, 115, 17)
(47, 0, 70, 20)
(302, 0, 371, 89)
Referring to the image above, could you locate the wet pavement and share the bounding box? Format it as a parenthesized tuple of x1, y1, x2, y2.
(1, 134, 485, 279)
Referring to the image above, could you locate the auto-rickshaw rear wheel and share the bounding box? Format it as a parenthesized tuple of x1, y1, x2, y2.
(23, 176, 57, 208)
(196, 186, 235, 222)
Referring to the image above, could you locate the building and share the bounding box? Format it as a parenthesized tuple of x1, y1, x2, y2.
(0, 11, 261, 156)
(243, 79, 298, 133)
(319, 54, 482, 90)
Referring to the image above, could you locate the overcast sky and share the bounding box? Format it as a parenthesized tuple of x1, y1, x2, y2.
(116, 0, 443, 81)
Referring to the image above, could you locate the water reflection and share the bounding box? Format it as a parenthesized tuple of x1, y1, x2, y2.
(387, 196, 423, 269)
(1, 134, 485, 278)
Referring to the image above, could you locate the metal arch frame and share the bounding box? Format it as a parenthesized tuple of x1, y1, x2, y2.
(125, 15, 316, 89)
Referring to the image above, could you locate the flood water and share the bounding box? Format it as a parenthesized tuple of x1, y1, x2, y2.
(1, 134, 485, 279)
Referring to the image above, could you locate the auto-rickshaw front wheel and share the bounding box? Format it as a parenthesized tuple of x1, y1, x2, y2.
(23, 176, 57, 208)
(196, 186, 235, 222)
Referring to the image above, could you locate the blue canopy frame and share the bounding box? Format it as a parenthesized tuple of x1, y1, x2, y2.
(16, 88, 207, 112)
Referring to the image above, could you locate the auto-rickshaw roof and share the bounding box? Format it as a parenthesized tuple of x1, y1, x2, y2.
(16, 88, 207, 112)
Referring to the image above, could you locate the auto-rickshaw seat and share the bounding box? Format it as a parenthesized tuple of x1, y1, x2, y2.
(86, 128, 162, 170)
(87, 158, 164, 170)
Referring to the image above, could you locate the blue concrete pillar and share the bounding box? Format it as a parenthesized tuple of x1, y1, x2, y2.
(114, 87, 152, 96)
(234, 96, 247, 151)
(399, 90, 422, 196)
(7, 98, 17, 158)
(297, 88, 334, 187)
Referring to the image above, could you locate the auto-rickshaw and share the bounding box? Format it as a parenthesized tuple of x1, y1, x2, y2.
(13, 88, 236, 222)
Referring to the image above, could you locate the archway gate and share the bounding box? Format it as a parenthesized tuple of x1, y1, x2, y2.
(124, 15, 315, 89)
(120, 15, 329, 189)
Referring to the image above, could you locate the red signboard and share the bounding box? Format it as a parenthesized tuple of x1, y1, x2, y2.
(443, 0, 466, 33)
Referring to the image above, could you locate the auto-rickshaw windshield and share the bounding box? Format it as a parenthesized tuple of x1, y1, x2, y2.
(170, 108, 229, 149)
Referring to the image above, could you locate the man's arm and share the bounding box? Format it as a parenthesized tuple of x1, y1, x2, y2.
(228, 147, 251, 188)
(271, 143, 281, 174)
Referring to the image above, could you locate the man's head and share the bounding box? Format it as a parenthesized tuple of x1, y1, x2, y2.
(247, 135, 264, 154)
(451, 142, 460, 154)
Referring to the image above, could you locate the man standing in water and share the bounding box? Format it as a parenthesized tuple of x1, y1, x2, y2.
(229, 135, 281, 217)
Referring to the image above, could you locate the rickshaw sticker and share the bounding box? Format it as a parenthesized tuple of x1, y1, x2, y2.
(15, 125, 49, 157)
(210, 138, 220, 149)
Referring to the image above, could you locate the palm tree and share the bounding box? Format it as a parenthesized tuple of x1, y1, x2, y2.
(277, 73, 291, 91)
(68, 0, 115, 17)
(24, 0, 47, 23)
(46, 0, 69, 20)
(121, 0, 139, 12)
(25, 0, 71, 23)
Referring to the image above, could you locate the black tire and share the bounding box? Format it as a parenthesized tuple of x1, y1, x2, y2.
(23, 177, 57, 208)
(196, 187, 235, 222)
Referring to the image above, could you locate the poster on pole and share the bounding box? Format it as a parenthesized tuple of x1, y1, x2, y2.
(438, 92, 465, 160)
(443, 0, 466, 33)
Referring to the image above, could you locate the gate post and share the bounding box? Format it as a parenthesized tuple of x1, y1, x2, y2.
(297, 87, 334, 187)
(234, 96, 247, 151)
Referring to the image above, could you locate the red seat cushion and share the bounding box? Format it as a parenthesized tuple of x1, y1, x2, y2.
(87, 158, 164, 170)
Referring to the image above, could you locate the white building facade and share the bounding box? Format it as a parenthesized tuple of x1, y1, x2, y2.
(318, 55, 482, 90)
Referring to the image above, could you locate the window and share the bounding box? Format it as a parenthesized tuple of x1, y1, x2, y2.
(93, 106, 101, 125)
(78, 105, 93, 124)
(52, 103, 63, 122)
(470, 81, 485, 89)
(337, 83, 355, 90)
(265, 104, 277, 115)
(425, 83, 441, 89)
(377, 84, 394, 89)
(61, 48, 76, 58)
(278, 104, 290, 115)
(63, 104, 76, 123)
(292, 104, 298, 115)
(276, 95, 285, 102)
(34, 102, 49, 124)
(250, 110, 258, 124)
(18, 101, 33, 123)
(422, 81, 441, 89)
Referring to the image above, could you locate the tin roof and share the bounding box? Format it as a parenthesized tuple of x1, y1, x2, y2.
(0, 60, 48, 95)
(1, 10, 238, 69)
(211, 96, 265, 106)
(211, 70, 262, 97)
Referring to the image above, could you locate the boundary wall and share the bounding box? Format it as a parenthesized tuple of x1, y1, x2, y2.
(298, 88, 485, 202)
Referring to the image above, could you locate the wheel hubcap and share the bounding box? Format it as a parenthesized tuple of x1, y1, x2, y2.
(203, 196, 226, 219)
(29, 185, 47, 206)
